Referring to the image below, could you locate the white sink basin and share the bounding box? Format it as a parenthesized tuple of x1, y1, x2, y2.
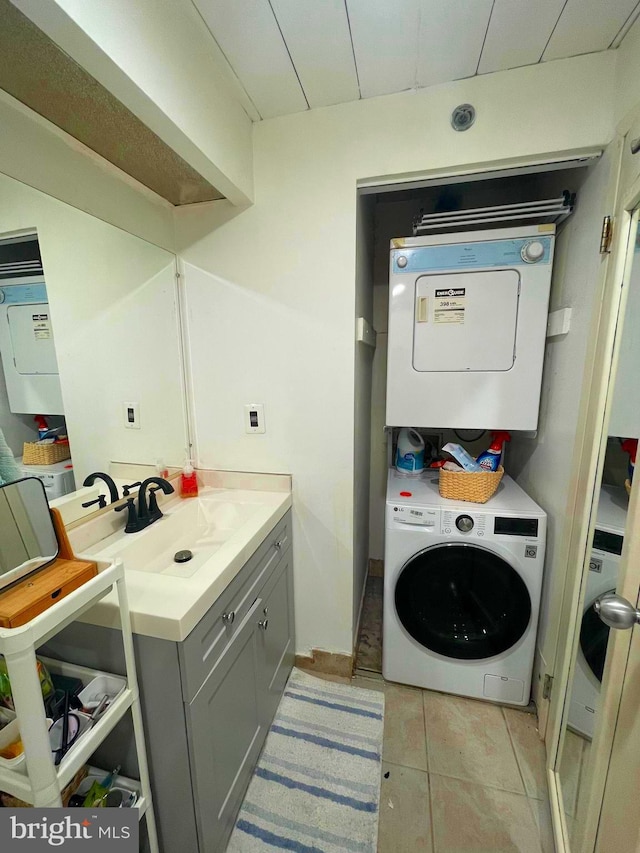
(95, 489, 264, 578)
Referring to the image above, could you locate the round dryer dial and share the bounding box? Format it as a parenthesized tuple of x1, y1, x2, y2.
(0, 289, 5, 304)
(520, 240, 545, 263)
(455, 514, 474, 533)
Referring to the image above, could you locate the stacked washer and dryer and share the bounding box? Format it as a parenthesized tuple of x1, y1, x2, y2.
(382, 225, 555, 706)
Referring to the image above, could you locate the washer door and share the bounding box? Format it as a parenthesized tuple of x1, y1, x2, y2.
(580, 591, 614, 683)
(394, 543, 532, 660)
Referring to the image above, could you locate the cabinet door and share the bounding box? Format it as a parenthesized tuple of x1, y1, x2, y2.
(256, 552, 295, 729)
(187, 597, 264, 853)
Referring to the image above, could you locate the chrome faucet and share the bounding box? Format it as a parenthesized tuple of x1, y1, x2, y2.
(83, 471, 120, 504)
(114, 476, 175, 534)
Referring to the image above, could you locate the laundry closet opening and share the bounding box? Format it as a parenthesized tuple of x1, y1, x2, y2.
(352, 152, 614, 715)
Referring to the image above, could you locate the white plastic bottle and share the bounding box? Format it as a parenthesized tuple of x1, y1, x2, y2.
(395, 428, 425, 476)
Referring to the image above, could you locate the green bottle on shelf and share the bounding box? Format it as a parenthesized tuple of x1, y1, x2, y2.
(82, 765, 121, 808)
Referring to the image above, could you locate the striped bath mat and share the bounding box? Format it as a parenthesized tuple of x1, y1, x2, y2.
(227, 668, 385, 853)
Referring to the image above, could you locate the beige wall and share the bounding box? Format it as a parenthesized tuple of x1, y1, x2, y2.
(176, 52, 616, 656)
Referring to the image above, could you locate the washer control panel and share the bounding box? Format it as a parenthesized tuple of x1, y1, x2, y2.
(442, 510, 487, 537)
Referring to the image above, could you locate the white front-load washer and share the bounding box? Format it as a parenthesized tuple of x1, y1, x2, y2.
(568, 485, 627, 738)
(383, 470, 547, 706)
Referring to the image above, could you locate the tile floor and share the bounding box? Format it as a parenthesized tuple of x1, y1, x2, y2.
(311, 672, 555, 853)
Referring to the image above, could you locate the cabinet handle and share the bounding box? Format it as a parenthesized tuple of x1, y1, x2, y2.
(258, 619, 269, 631)
(263, 607, 269, 616)
(222, 611, 235, 625)
(274, 540, 283, 550)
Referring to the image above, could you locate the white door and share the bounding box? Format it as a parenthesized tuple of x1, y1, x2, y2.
(550, 114, 640, 852)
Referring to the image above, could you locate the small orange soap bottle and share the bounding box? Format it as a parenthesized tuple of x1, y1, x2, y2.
(180, 457, 199, 498)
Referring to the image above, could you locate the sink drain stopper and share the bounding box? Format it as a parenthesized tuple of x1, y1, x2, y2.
(174, 549, 193, 563)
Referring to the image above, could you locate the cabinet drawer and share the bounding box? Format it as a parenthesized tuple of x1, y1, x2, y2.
(180, 512, 291, 702)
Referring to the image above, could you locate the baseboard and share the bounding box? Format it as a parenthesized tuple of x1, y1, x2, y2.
(295, 649, 354, 678)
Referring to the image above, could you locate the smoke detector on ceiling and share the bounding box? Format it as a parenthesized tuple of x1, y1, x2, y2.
(451, 104, 476, 132)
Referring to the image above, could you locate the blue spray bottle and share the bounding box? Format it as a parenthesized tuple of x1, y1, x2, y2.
(476, 431, 511, 472)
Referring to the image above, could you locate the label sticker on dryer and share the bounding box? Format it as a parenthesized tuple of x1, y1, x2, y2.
(434, 287, 465, 324)
(32, 313, 51, 340)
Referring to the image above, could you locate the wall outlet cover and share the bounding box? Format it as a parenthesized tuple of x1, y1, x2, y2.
(123, 401, 140, 429)
(244, 403, 265, 434)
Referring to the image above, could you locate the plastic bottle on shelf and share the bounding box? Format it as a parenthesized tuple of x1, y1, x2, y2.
(621, 438, 637, 484)
(180, 457, 199, 498)
(476, 431, 511, 471)
(34, 415, 49, 441)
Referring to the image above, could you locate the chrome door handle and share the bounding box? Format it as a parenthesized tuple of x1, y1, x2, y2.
(594, 593, 640, 630)
(222, 610, 236, 625)
(258, 619, 269, 630)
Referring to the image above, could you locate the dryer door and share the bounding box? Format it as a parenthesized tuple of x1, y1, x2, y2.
(395, 543, 531, 660)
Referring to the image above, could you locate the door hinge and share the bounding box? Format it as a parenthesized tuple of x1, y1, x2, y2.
(600, 216, 613, 254)
(543, 673, 553, 700)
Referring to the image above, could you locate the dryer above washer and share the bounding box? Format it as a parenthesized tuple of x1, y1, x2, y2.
(386, 225, 555, 430)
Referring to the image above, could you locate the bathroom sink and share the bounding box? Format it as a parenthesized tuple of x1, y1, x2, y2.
(94, 489, 264, 578)
(77, 481, 291, 641)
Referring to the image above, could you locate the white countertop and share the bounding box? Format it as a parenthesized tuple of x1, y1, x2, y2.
(71, 475, 292, 642)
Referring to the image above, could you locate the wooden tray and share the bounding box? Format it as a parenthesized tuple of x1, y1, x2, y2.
(0, 508, 97, 628)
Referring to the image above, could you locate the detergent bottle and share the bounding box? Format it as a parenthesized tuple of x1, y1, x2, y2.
(395, 428, 425, 476)
(621, 438, 638, 484)
(476, 431, 511, 472)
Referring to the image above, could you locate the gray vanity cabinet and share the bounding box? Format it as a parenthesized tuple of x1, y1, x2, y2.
(184, 521, 294, 853)
(41, 509, 294, 853)
(256, 549, 294, 728)
(187, 597, 266, 853)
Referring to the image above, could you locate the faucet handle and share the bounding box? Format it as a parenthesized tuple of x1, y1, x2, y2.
(148, 487, 164, 521)
(81, 495, 107, 510)
(123, 481, 141, 497)
(115, 497, 143, 533)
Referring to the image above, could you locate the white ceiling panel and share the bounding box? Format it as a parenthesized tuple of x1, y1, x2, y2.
(417, 0, 493, 88)
(347, 0, 421, 98)
(478, 0, 565, 74)
(270, 0, 359, 108)
(543, 0, 640, 61)
(193, 0, 307, 119)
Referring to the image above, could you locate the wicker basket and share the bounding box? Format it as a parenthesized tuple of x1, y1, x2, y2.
(439, 465, 504, 504)
(22, 441, 71, 466)
(1, 765, 87, 807)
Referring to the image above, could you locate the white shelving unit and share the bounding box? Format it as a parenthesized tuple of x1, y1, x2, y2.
(0, 559, 158, 852)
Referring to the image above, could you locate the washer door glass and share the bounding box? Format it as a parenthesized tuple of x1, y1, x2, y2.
(395, 543, 532, 660)
(579, 593, 614, 683)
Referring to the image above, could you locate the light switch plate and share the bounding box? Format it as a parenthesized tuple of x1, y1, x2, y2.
(244, 403, 265, 433)
(123, 401, 140, 429)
